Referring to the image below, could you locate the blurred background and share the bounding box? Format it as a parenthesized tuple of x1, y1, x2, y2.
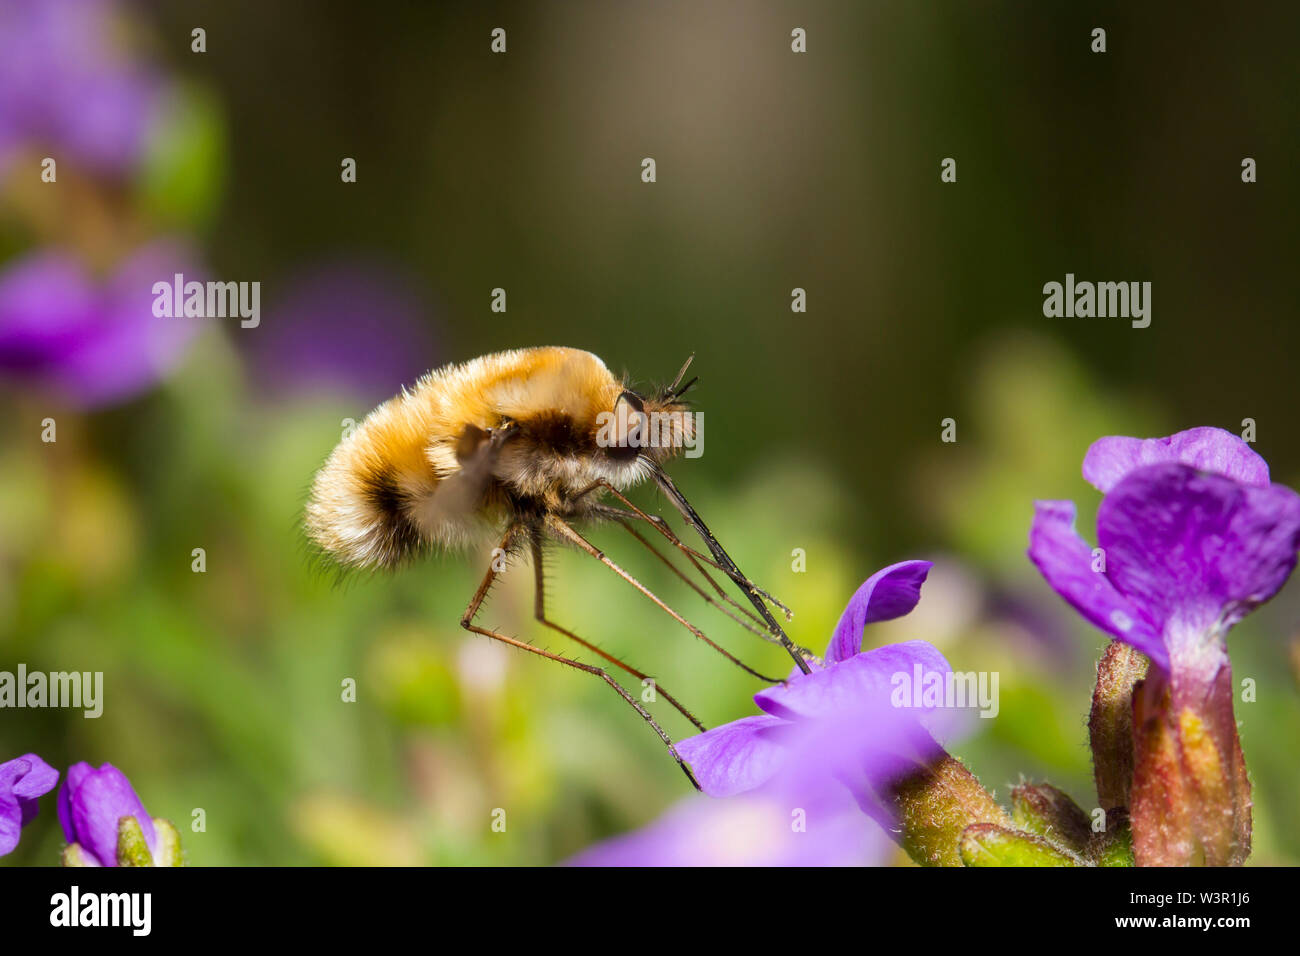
(2, 0, 1297, 865)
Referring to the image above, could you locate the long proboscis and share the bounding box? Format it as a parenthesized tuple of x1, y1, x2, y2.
(647, 461, 812, 675)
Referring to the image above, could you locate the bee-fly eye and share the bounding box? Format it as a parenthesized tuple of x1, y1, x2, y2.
(601, 390, 647, 460)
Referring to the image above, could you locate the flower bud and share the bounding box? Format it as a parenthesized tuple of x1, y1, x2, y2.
(1088, 641, 1146, 809)
(57, 762, 183, 867)
(959, 823, 1085, 867)
(1011, 782, 1092, 857)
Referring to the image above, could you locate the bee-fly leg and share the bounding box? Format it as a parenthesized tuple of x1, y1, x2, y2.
(577, 479, 795, 621)
(576, 478, 808, 659)
(544, 514, 786, 684)
(642, 465, 813, 674)
(529, 535, 705, 732)
(590, 504, 777, 641)
(460, 522, 702, 791)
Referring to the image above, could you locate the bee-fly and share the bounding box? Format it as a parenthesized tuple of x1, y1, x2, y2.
(306, 346, 808, 787)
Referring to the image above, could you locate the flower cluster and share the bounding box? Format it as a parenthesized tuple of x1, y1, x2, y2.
(576, 427, 1300, 867)
(0, 0, 205, 410)
(0, 757, 182, 866)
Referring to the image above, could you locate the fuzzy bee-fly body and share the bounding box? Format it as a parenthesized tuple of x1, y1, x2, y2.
(306, 346, 807, 788)
(306, 347, 695, 568)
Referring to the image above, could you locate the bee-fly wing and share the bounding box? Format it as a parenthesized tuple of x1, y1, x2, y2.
(429, 425, 511, 526)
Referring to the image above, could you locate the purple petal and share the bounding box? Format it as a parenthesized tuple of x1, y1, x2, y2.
(0, 0, 162, 174)
(57, 760, 92, 843)
(0, 753, 59, 854)
(0, 790, 20, 856)
(755, 641, 962, 743)
(1027, 500, 1166, 668)
(10, 752, 58, 826)
(53, 65, 160, 174)
(1083, 427, 1270, 494)
(53, 241, 204, 407)
(567, 784, 891, 867)
(675, 714, 790, 797)
(9, 753, 58, 802)
(67, 764, 157, 867)
(0, 242, 203, 408)
(0, 758, 30, 856)
(826, 560, 933, 663)
(573, 711, 902, 866)
(1098, 464, 1300, 652)
(0, 251, 100, 368)
(0, 758, 29, 792)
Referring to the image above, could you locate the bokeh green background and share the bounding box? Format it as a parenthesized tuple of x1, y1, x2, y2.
(2, 1, 1297, 865)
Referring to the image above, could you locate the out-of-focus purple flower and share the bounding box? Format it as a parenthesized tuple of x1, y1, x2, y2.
(252, 261, 438, 404)
(570, 726, 896, 866)
(57, 762, 157, 867)
(1028, 427, 1300, 865)
(0, 753, 59, 856)
(572, 561, 970, 866)
(0, 0, 163, 175)
(1028, 427, 1300, 674)
(680, 562, 959, 797)
(0, 242, 202, 408)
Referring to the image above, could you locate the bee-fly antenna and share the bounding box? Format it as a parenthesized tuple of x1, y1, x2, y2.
(663, 353, 698, 400)
(646, 461, 812, 675)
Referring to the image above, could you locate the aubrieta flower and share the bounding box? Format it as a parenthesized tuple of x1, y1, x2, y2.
(0, 243, 201, 408)
(568, 720, 899, 866)
(0, 753, 59, 856)
(0, 0, 163, 175)
(1029, 427, 1300, 865)
(59, 761, 181, 867)
(572, 561, 972, 866)
(678, 561, 956, 795)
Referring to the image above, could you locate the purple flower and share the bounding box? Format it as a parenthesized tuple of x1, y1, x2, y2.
(571, 561, 969, 866)
(1027, 427, 1300, 674)
(0, 243, 202, 408)
(58, 762, 157, 867)
(0, 0, 163, 175)
(1027, 427, 1300, 865)
(0, 753, 59, 856)
(251, 260, 439, 404)
(678, 562, 959, 794)
(569, 752, 894, 866)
